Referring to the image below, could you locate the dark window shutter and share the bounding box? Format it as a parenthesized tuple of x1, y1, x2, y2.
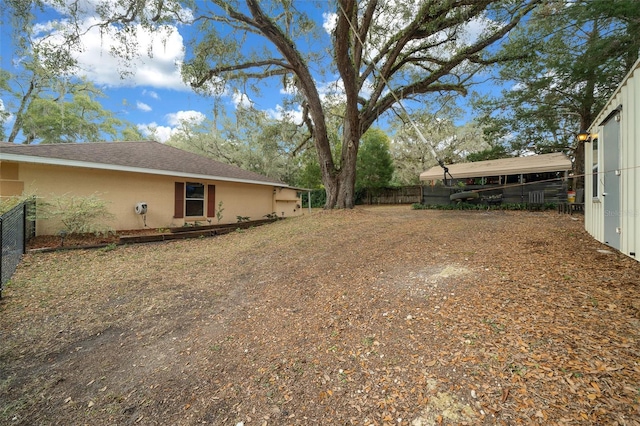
(174, 182, 184, 218)
(207, 185, 216, 217)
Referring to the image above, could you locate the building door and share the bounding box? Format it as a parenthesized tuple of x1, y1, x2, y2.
(602, 110, 621, 250)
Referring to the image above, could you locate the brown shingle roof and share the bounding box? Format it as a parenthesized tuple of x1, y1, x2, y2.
(0, 141, 285, 186)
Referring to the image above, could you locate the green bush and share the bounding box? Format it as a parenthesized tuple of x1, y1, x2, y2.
(37, 193, 115, 235)
(0, 194, 36, 216)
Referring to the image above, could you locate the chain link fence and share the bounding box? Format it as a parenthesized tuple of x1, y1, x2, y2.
(1, 200, 36, 297)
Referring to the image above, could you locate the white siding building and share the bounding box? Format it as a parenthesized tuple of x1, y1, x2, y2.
(585, 58, 640, 262)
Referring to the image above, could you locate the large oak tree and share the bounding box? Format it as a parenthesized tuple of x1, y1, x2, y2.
(12, 0, 540, 207)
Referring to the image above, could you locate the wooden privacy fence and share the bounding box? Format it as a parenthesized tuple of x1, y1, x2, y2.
(358, 186, 422, 205)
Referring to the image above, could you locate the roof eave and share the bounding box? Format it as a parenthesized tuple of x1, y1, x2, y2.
(0, 153, 286, 188)
(419, 164, 571, 181)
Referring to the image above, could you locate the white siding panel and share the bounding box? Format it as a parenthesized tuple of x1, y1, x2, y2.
(625, 69, 640, 258)
(587, 59, 640, 261)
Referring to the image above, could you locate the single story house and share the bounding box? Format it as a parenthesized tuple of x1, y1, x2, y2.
(419, 152, 572, 205)
(585, 58, 640, 262)
(0, 141, 304, 235)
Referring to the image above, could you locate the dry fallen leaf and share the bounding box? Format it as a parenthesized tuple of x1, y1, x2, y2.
(3, 208, 639, 425)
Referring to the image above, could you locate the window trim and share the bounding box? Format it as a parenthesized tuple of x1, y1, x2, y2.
(185, 182, 205, 218)
(591, 136, 599, 199)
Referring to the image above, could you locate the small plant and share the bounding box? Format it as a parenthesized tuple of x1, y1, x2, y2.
(157, 227, 170, 233)
(99, 243, 118, 253)
(508, 363, 527, 376)
(263, 212, 279, 220)
(216, 201, 224, 223)
(483, 318, 505, 334)
(236, 215, 251, 223)
(362, 336, 375, 347)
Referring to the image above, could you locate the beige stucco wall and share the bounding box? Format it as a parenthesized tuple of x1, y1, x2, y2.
(0, 161, 24, 196)
(274, 187, 302, 218)
(1, 161, 302, 235)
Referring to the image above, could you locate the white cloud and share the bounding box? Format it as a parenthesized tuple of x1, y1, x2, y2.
(232, 91, 253, 109)
(36, 15, 188, 90)
(137, 122, 174, 143)
(77, 20, 187, 90)
(165, 110, 206, 126)
(143, 89, 160, 99)
(323, 12, 337, 34)
(265, 104, 303, 125)
(136, 101, 152, 112)
(0, 98, 15, 125)
(138, 109, 207, 142)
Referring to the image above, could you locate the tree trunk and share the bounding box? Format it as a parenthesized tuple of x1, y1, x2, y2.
(573, 139, 585, 191)
(321, 150, 357, 209)
(327, 0, 361, 209)
(335, 142, 358, 209)
(8, 79, 36, 144)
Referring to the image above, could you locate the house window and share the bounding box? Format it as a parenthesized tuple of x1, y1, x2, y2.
(592, 137, 598, 198)
(185, 182, 205, 217)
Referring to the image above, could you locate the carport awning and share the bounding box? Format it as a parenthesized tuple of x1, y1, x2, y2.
(419, 152, 572, 181)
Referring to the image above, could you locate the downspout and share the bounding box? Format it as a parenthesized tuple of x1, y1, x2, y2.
(272, 187, 277, 215)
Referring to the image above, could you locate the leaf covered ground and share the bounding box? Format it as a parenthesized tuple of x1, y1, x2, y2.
(1, 206, 639, 425)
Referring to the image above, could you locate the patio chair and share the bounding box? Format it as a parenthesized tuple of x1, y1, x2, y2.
(570, 188, 584, 214)
(528, 190, 545, 211)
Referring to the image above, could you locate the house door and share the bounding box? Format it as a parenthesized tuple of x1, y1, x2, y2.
(602, 110, 621, 250)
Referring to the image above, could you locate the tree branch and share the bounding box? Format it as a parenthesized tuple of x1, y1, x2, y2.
(362, 0, 541, 129)
(191, 59, 293, 88)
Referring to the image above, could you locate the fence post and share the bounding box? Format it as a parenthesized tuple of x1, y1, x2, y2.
(22, 202, 27, 255)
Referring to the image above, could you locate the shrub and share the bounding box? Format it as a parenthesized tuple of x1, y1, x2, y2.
(37, 193, 115, 235)
(0, 193, 36, 216)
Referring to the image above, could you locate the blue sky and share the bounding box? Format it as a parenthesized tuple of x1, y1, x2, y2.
(0, 1, 504, 144)
(0, 1, 334, 143)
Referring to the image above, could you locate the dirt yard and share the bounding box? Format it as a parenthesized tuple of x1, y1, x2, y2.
(1, 206, 639, 425)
